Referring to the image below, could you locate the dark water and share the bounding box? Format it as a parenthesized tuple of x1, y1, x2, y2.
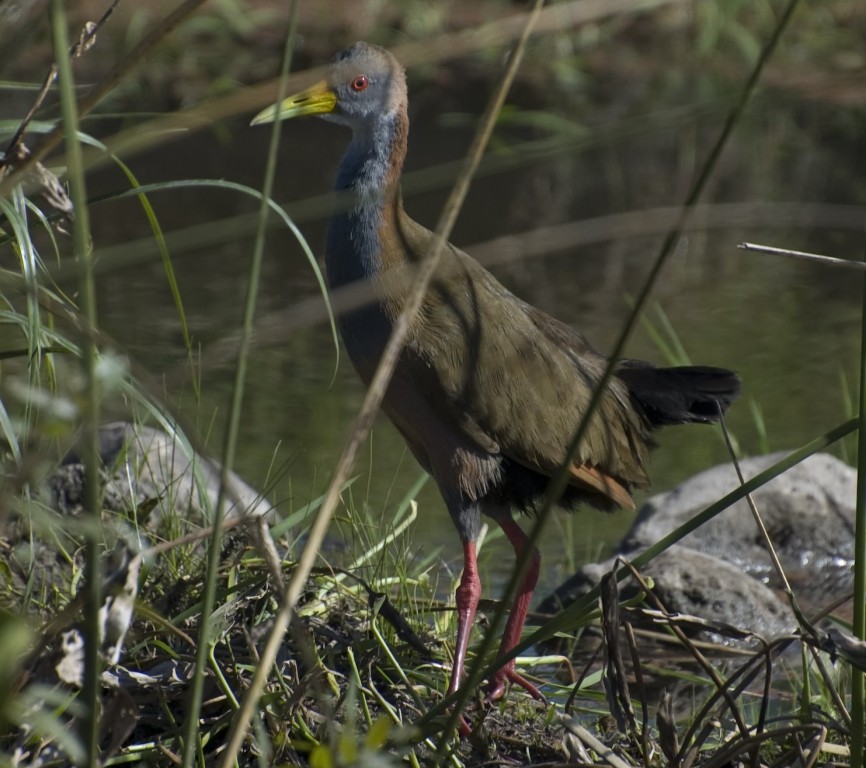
(82, 74, 863, 597)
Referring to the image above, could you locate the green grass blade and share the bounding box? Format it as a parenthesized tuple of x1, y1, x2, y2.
(49, 2, 101, 764)
(98, 149, 194, 357)
(93, 178, 339, 363)
(186, 6, 302, 765)
(850, 225, 866, 767)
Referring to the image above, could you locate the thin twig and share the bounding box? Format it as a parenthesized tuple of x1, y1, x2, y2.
(1, 0, 122, 165)
(622, 623, 650, 765)
(804, 642, 851, 729)
(850, 189, 866, 768)
(718, 413, 820, 641)
(739, 241, 866, 271)
(0, 0, 209, 201)
(620, 561, 753, 746)
(564, 722, 635, 768)
(700, 724, 827, 768)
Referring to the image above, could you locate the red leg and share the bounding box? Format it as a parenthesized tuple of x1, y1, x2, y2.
(447, 541, 481, 696)
(485, 517, 544, 702)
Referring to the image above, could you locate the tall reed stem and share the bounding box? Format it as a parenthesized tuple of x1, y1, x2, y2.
(49, 2, 101, 765)
(850, 220, 866, 767)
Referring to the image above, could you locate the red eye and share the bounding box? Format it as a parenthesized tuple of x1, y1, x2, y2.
(351, 75, 368, 92)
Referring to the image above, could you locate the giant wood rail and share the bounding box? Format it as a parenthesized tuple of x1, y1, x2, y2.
(253, 42, 740, 704)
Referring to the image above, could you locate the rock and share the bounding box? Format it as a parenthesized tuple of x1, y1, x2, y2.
(539, 545, 795, 643)
(622, 451, 855, 608)
(539, 452, 855, 644)
(51, 421, 275, 526)
(8, 422, 276, 597)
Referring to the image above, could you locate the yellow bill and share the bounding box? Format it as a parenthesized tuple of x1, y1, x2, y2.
(250, 80, 337, 126)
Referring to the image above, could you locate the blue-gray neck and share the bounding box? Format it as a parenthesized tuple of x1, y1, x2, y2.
(325, 114, 402, 289)
(325, 112, 405, 372)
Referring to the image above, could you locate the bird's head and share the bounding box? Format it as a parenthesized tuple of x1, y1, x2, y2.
(251, 42, 406, 132)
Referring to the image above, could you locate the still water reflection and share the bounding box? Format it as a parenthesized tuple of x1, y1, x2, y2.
(86, 79, 862, 596)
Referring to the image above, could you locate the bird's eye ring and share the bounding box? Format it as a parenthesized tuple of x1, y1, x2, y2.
(351, 75, 369, 92)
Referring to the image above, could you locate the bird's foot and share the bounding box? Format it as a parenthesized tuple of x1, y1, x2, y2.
(440, 691, 481, 739)
(484, 666, 545, 703)
(457, 714, 472, 738)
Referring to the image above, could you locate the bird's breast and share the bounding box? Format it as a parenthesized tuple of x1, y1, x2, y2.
(326, 206, 383, 287)
(325, 208, 394, 379)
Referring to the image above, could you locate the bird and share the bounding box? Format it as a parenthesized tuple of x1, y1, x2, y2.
(252, 42, 740, 705)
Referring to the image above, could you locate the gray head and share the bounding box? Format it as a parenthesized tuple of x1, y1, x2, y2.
(250, 42, 407, 132)
(324, 42, 407, 129)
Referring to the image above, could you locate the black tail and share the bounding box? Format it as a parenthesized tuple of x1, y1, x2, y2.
(616, 363, 740, 427)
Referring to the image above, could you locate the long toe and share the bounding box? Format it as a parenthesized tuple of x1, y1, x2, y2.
(484, 666, 546, 703)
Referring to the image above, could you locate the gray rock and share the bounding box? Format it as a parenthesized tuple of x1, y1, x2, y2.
(539, 452, 854, 645)
(52, 421, 275, 526)
(10, 423, 276, 595)
(622, 452, 855, 607)
(539, 545, 795, 643)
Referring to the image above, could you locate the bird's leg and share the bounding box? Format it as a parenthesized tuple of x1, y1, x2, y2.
(484, 516, 543, 702)
(447, 540, 481, 696)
